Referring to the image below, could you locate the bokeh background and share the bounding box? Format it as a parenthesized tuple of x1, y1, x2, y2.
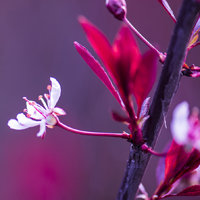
(0, 0, 200, 199)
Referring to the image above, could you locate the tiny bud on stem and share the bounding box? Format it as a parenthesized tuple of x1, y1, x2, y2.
(106, 0, 127, 20)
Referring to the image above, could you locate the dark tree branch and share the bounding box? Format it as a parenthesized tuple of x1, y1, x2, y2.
(116, 0, 200, 199)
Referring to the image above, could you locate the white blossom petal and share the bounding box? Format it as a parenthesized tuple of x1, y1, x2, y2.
(17, 113, 41, 128)
(36, 119, 46, 137)
(138, 183, 148, 197)
(49, 77, 61, 109)
(53, 107, 66, 115)
(8, 113, 41, 130)
(171, 101, 190, 145)
(8, 119, 28, 130)
(26, 101, 45, 120)
(136, 194, 148, 200)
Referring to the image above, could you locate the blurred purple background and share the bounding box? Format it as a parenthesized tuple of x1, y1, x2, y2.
(1, 0, 200, 199)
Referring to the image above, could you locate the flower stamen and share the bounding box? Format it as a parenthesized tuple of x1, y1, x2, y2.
(26, 113, 31, 118)
(47, 85, 52, 91)
(23, 109, 27, 113)
(23, 97, 46, 118)
(38, 95, 48, 109)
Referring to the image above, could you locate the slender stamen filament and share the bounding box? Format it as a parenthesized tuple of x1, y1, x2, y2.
(57, 121, 131, 139)
(23, 97, 46, 118)
(38, 95, 48, 109)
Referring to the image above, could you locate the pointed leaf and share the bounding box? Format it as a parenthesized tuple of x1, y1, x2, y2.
(132, 49, 158, 115)
(157, 0, 176, 23)
(78, 16, 116, 81)
(163, 185, 200, 198)
(176, 185, 200, 196)
(155, 139, 200, 198)
(165, 141, 190, 179)
(112, 25, 141, 97)
(74, 41, 124, 108)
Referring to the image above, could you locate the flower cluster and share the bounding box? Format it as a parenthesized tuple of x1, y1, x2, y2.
(8, 77, 66, 138)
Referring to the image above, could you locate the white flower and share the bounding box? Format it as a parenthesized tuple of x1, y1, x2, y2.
(171, 101, 200, 151)
(8, 77, 66, 138)
(171, 101, 190, 146)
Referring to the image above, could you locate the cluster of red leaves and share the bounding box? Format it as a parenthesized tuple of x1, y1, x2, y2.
(153, 140, 200, 199)
(74, 16, 158, 144)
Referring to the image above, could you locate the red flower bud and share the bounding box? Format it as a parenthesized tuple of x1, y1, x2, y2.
(106, 0, 127, 20)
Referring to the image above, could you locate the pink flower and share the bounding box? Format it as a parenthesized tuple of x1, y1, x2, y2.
(8, 77, 66, 138)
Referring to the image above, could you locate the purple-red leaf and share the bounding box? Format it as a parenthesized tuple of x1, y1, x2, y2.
(74, 41, 124, 108)
(164, 141, 189, 178)
(158, 0, 176, 23)
(131, 49, 158, 115)
(112, 25, 141, 99)
(176, 185, 200, 196)
(154, 140, 200, 198)
(78, 16, 116, 82)
(164, 185, 200, 198)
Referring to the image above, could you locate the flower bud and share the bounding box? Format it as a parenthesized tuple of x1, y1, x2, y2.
(106, 0, 127, 21)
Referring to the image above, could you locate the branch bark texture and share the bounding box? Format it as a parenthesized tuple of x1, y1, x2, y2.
(117, 1, 200, 199)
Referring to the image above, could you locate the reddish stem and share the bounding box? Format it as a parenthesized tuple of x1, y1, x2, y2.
(57, 121, 131, 139)
(123, 17, 166, 63)
(141, 144, 167, 157)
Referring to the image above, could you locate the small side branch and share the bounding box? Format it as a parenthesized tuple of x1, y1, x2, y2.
(116, 0, 200, 200)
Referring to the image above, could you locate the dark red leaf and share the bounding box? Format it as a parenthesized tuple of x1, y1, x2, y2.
(131, 49, 158, 115)
(163, 185, 200, 198)
(177, 185, 200, 196)
(74, 41, 124, 108)
(154, 140, 200, 198)
(164, 141, 189, 178)
(78, 16, 116, 82)
(112, 25, 141, 98)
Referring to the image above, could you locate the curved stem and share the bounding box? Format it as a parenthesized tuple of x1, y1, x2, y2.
(57, 121, 130, 139)
(123, 17, 166, 63)
(141, 144, 167, 157)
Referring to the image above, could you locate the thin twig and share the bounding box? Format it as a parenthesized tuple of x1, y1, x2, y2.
(57, 121, 130, 139)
